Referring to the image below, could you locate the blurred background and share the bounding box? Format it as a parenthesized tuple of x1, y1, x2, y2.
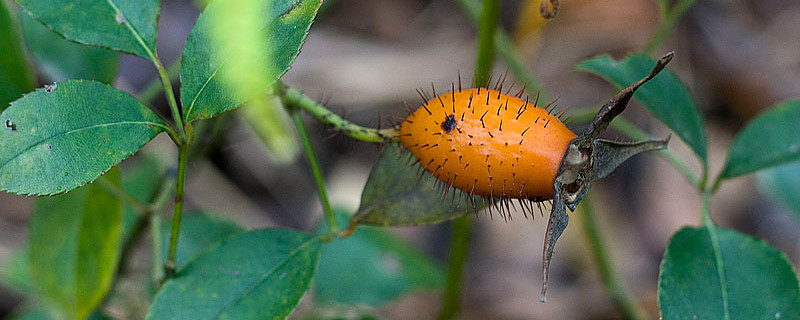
(2, 0, 800, 319)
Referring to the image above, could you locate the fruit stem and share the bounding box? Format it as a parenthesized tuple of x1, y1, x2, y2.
(278, 83, 398, 143)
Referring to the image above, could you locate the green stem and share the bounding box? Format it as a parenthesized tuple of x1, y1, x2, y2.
(138, 61, 181, 103)
(456, 0, 547, 99)
(474, 0, 500, 84)
(643, 0, 697, 55)
(153, 57, 186, 140)
(290, 108, 340, 235)
(438, 216, 472, 320)
(95, 178, 152, 214)
(279, 84, 398, 143)
(568, 108, 700, 187)
(164, 143, 189, 280)
(579, 195, 648, 320)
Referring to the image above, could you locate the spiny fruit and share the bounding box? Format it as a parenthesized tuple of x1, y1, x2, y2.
(399, 87, 575, 200)
(395, 52, 675, 303)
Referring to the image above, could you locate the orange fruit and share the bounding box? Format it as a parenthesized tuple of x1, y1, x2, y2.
(399, 88, 576, 199)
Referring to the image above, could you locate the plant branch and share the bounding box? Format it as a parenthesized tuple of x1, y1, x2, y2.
(163, 143, 189, 280)
(290, 108, 340, 235)
(279, 84, 398, 143)
(578, 195, 648, 320)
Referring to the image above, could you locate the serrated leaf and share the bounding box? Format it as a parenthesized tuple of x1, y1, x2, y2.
(576, 53, 707, 164)
(315, 213, 444, 306)
(0, 80, 168, 196)
(756, 162, 800, 220)
(356, 144, 486, 226)
(658, 226, 800, 319)
(21, 14, 119, 83)
(15, 0, 159, 58)
(160, 212, 244, 269)
(180, 0, 321, 122)
(0, 1, 35, 111)
(147, 229, 320, 320)
(28, 170, 123, 320)
(720, 100, 800, 179)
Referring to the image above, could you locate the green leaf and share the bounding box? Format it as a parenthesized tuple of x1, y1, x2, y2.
(15, 0, 159, 58)
(576, 53, 707, 164)
(0, 1, 35, 111)
(658, 226, 800, 319)
(28, 170, 123, 320)
(160, 211, 244, 269)
(21, 14, 119, 83)
(757, 162, 800, 220)
(356, 144, 486, 226)
(0, 80, 168, 196)
(147, 229, 320, 320)
(315, 214, 444, 306)
(180, 0, 321, 122)
(720, 100, 800, 179)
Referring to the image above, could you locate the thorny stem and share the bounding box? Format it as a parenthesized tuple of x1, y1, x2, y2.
(440, 1, 499, 319)
(163, 143, 189, 280)
(643, 0, 697, 55)
(578, 195, 648, 320)
(290, 108, 340, 235)
(456, 0, 547, 100)
(568, 108, 700, 187)
(279, 84, 398, 143)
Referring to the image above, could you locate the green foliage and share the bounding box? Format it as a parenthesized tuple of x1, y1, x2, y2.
(0, 246, 33, 294)
(757, 162, 800, 219)
(180, 0, 321, 123)
(315, 214, 444, 306)
(577, 53, 707, 164)
(720, 100, 800, 179)
(356, 144, 486, 226)
(147, 229, 321, 320)
(0, 80, 167, 195)
(21, 14, 119, 83)
(658, 226, 800, 319)
(15, 0, 159, 58)
(160, 212, 244, 269)
(28, 170, 123, 320)
(0, 0, 35, 111)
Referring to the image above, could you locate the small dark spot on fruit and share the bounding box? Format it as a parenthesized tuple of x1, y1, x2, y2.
(441, 114, 457, 134)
